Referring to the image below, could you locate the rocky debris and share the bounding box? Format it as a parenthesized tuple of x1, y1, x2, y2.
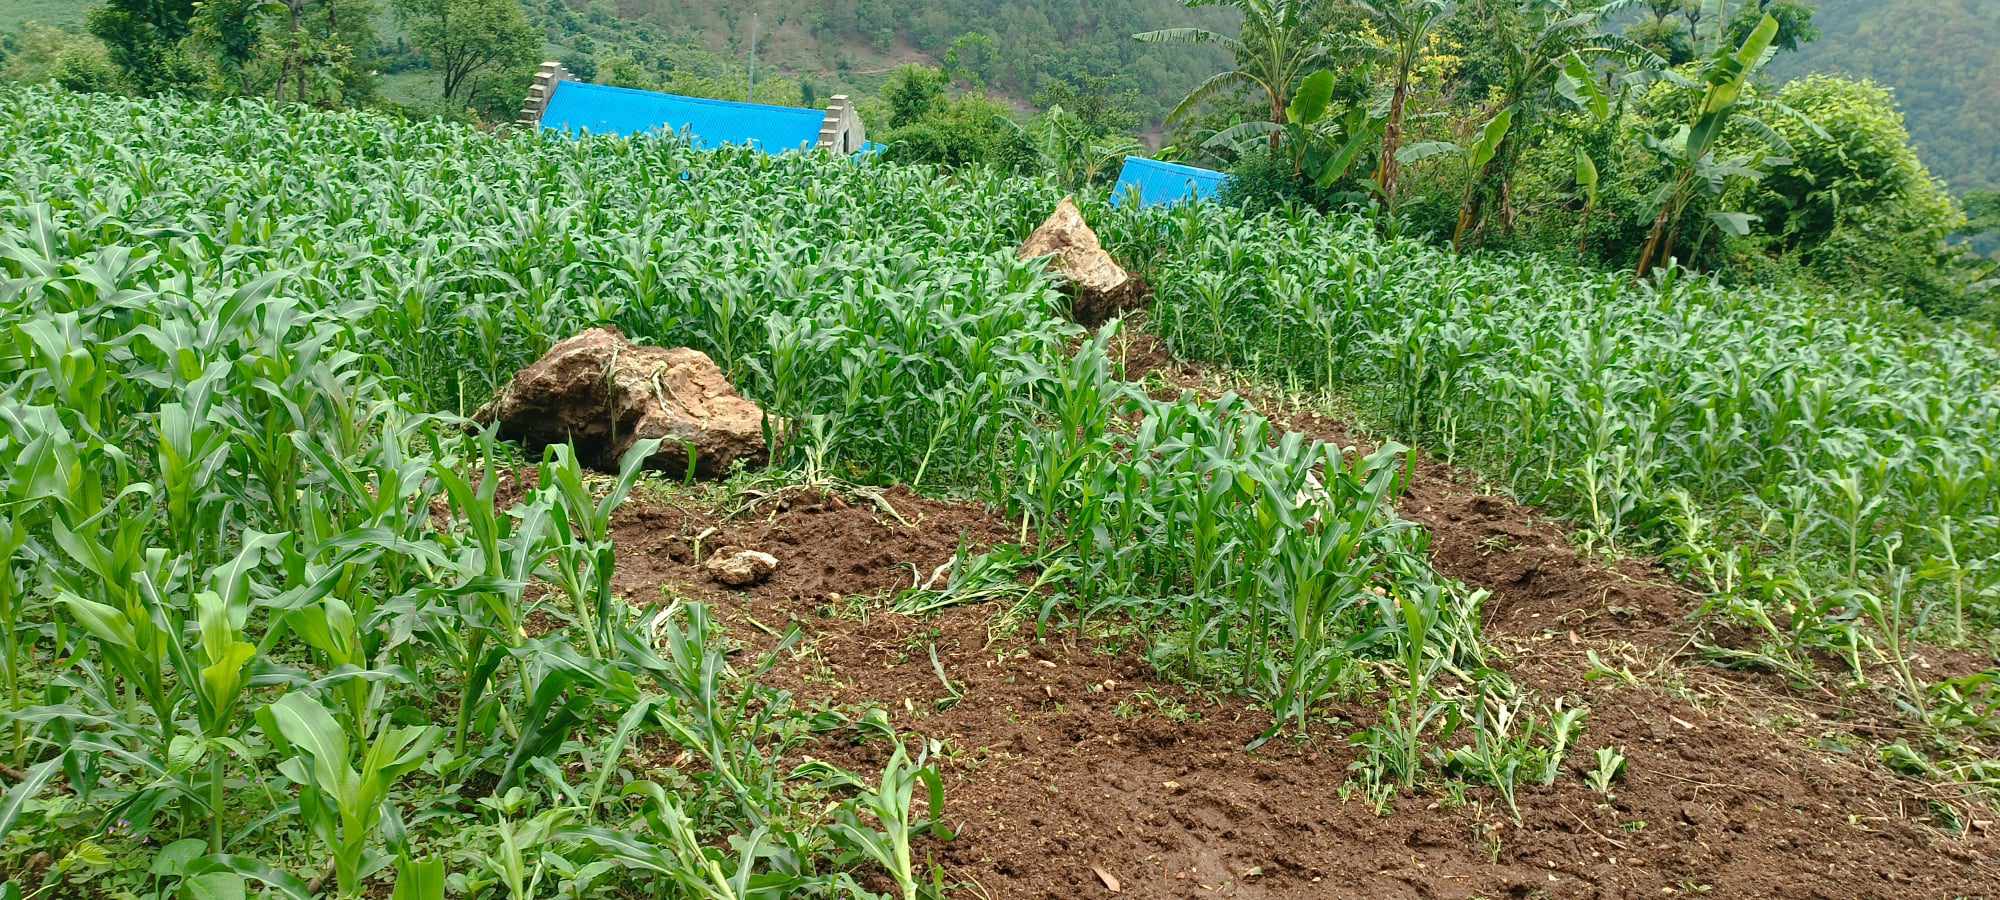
(1018, 197, 1144, 325)
(476, 327, 766, 478)
(704, 548, 779, 587)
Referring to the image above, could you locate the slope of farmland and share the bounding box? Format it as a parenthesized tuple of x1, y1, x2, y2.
(593, 465, 2000, 898)
(0, 86, 1995, 899)
(0, 86, 1455, 895)
(1123, 202, 2000, 816)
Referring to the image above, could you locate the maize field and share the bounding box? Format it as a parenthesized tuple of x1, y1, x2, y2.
(1142, 206, 2000, 732)
(0, 86, 1994, 898)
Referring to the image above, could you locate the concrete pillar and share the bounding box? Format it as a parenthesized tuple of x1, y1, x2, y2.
(518, 61, 574, 129)
(816, 95, 867, 154)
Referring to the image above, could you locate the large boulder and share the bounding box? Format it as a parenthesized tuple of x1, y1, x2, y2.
(477, 327, 766, 478)
(1018, 197, 1144, 325)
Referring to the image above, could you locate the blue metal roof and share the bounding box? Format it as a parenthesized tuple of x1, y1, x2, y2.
(540, 81, 825, 153)
(1112, 157, 1230, 208)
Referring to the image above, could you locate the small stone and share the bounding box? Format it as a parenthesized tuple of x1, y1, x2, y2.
(705, 548, 779, 587)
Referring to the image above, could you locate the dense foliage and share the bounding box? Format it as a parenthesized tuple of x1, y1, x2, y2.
(1137, 0, 1992, 319)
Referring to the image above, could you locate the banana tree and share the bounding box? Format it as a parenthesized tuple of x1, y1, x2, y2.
(1205, 69, 1381, 189)
(1137, 0, 1340, 149)
(1347, 0, 1458, 209)
(1451, 0, 1659, 249)
(1394, 107, 1518, 250)
(1556, 50, 1631, 253)
(1634, 14, 1818, 276)
(1023, 106, 1144, 194)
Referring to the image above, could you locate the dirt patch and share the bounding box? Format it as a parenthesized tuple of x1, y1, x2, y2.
(1265, 405, 1695, 648)
(609, 485, 1015, 608)
(605, 478, 2000, 899)
(1106, 324, 1197, 384)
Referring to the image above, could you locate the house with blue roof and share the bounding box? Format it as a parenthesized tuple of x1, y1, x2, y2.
(518, 61, 869, 155)
(1112, 157, 1230, 208)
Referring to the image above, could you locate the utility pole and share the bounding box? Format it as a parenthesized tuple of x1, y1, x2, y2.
(747, 12, 759, 102)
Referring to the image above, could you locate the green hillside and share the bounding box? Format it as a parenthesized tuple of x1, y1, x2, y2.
(0, 0, 77, 32)
(1771, 0, 2000, 194)
(532, 0, 1236, 127)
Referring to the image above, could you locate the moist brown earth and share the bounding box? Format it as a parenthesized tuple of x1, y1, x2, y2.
(600, 336, 2000, 899)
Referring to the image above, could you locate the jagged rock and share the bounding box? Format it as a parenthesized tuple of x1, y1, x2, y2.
(476, 327, 766, 478)
(705, 548, 779, 587)
(1018, 197, 1144, 325)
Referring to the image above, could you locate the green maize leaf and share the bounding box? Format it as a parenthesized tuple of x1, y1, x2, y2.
(390, 856, 446, 900)
(0, 757, 62, 845)
(258, 693, 350, 794)
(58, 592, 137, 651)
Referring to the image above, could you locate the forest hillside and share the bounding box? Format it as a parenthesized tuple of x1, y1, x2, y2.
(1771, 0, 1999, 193)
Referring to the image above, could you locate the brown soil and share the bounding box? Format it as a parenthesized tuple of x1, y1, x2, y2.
(597, 331, 2000, 899)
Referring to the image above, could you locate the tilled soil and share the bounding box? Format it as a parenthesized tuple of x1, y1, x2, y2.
(600, 342, 1999, 898)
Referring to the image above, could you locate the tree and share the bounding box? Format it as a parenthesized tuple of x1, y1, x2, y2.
(1137, 0, 1341, 148)
(882, 91, 1035, 172)
(85, 0, 201, 94)
(1722, 0, 1816, 53)
(1962, 191, 2000, 255)
(1634, 14, 1814, 277)
(562, 34, 597, 82)
(180, 0, 374, 105)
(1347, 0, 1457, 210)
(1033, 74, 1144, 138)
(187, 0, 268, 95)
(943, 31, 998, 88)
(1746, 75, 1969, 313)
(882, 64, 949, 128)
(394, 0, 538, 102)
(597, 52, 656, 91)
(1448, 0, 1656, 249)
(0, 23, 115, 87)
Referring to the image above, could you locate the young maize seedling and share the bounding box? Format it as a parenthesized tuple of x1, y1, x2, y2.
(1587, 747, 1628, 798)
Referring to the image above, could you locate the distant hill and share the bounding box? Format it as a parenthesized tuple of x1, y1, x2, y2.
(1770, 0, 1999, 194)
(0, 0, 82, 32)
(544, 0, 1237, 128)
